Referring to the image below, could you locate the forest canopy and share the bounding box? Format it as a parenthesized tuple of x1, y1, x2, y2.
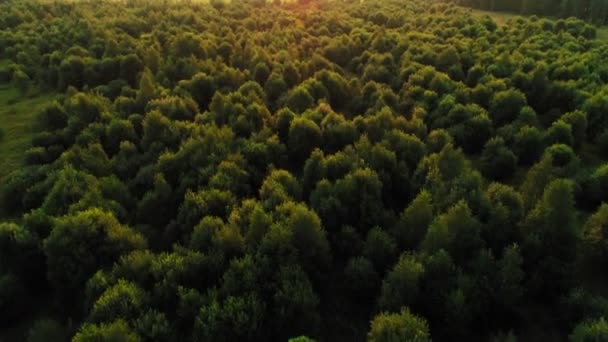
(1, 0, 608, 341)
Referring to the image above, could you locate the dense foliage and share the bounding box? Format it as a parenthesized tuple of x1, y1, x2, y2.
(2, 0, 608, 340)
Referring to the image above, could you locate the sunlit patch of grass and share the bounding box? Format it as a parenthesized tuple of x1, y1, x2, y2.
(0, 84, 58, 180)
(468, 7, 608, 41)
(596, 26, 608, 40)
(468, 8, 520, 27)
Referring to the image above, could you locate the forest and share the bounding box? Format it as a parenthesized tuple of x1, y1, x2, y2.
(1, 0, 608, 340)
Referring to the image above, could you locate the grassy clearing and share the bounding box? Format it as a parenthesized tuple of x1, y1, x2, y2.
(0, 84, 57, 181)
(469, 8, 521, 27)
(596, 26, 608, 40)
(469, 8, 608, 41)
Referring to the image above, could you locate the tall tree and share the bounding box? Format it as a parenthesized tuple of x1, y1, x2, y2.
(367, 308, 431, 342)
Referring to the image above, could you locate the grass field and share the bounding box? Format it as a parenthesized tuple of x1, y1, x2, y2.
(597, 26, 608, 40)
(0, 84, 58, 180)
(469, 8, 608, 40)
(469, 8, 520, 27)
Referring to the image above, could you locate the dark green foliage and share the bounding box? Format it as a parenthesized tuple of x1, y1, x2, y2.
(583, 203, 608, 262)
(253, 62, 271, 86)
(193, 292, 266, 342)
(1, 0, 608, 340)
(363, 227, 398, 273)
(344, 256, 379, 301)
(391, 190, 433, 250)
(422, 200, 483, 264)
(73, 320, 140, 342)
(485, 184, 524, 253)
(545, 120, 574, 147)
(289, 337, 317, 342)
(480, 137, 518, 181)
(514, 125, 544, 165)
(377, 254, 425, 311)
(583, 164, 608, 207)
(367, 308, 431, 342)
(88, 280, 147, 323)
(286, 87, 315, 113)
(597, 128, 608, 158)
(43, 208, 146, 305)
(490, 89, 527, 126)
(288, 117, 323, 167)
(522, 179, 578, 298)
(13, 69, 30, 95)
(27, 319, 68, 342)
(562, 111, 587, 149)
(570, 318, 608, 342)
(0, 272, 24, 318)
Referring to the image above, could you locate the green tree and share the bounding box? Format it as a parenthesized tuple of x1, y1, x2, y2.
(120, 54, 143, 87)
(275, 201, 331, 270)
(364, 227, 398, 273)
(496, 244, 525, 313)
(176, 189, 236, 234)
(104, 119, 137, 156)
(13, 69, 29, 95)
(583, 203, 608, 262)
(570, 318, 608, 342)
(378, 254, 425, 311)
(264, 72, 288, 104)
(391, 190, 434, 250)
(27, 319, 68, 342)
(344, 256, 379, 301)
(88, 280, 147, 323)
(272, 265, 321, 340)
(367, 307, 431, 342)
(597, 128, 608, 158)
(0, 272, 24, 319)
(136, 67, 157, 108)
(520, 155, 555, 212)
(253, 62, 271, 86)
(38, 101, 68, 131)
(562, 110, 587, 149)
(182, 72, 216, 110)
(545, 120, 574, 147)
(194, 292, 265, 341)
(426, 129, 453, 153)
(514, 125, 544, 165)
(422, 200, 483, 264)
(288, 117, 322, 167)
(382, 130, 427, 170)
(490, 89, 527, 126)
(289, 337, 316, 342)
(484, 183, 524, 253)
(43, 208, 146, 303)
(134, 309, 171, 341)
(586, 165, 608, 205)
(259, 169, 302, 208)
(73, 320, 141, 342)
(523, 179, 579, 298)
(582, 87, 608, 140)
(480, 137, 518, 180)
(286, 86, 315, 113)
(0, 222, 44, 286)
